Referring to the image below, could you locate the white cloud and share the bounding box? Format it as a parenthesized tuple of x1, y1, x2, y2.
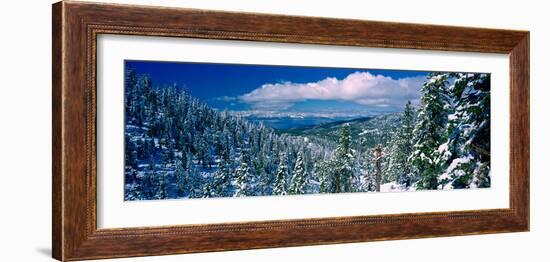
(239, 71, 425, 111)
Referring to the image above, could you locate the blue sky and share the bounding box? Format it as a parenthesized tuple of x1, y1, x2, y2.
(125, 60, 429, 116)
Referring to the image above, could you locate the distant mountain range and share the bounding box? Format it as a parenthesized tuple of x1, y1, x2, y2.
(270, 113, 402, 150)
(245, 115, 360, 130)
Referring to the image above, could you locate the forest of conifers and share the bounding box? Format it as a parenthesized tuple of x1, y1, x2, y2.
(124, 70, 490, 201)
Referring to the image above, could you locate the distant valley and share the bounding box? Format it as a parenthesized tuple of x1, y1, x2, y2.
(272, 113, 402, 151)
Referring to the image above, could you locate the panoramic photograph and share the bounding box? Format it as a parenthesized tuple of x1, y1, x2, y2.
(123, 60, 491, 201)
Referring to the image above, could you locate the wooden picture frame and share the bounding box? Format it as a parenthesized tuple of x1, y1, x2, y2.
(52, 1, 529, 261)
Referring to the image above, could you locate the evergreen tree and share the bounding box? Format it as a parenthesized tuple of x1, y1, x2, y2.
(156, 172, 167, 200)
(174, 158, 188, 197)
(144, 156, 157, 198)
(273, 153, 288, 195)
(125, 134, 138, 171)
(181, 150, 200, 198)
(289, 151, 307, 194)
(333, 124, 356, 193)
(386, 101, 416, 187)
(438, 73, 491, 189)
(213, 159, 231, 197)
(197, 135, 208, 167)
(358, 151, 375, 192)
(410, 73, 452, 190)
(201, 182, 214, 198)
(234, 152, 252, 197)
(255, 150, 269, 194)
(317, 160, 333, 193)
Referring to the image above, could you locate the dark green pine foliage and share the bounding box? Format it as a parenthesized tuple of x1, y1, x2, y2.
(332, 124, 357, 193)
(186, 154, 203, 198)
(363, 150, 379, 192)
(289, 151, 307, 195)
(386, 101, 416, 187)
(174, 154, 188, 197)
(234, 151, 252, 197)
(410, 73, 452, 190)
(212, 158, 232, 197)
(201, 182, 214, 198)
(124, 134, 139, 181)
(317, 160, 332, 193)
(144, 156, 156, 199)
(255, 150, 269, 194)
(273, 153, 287, 195)
(438, 73, 491, 189)
(156, 172, 167, 199)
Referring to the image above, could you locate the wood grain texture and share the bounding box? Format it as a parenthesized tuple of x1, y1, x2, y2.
(52, 1, 530, 261)
(52, 2, 63, 260)
(509, 35, 530, 227)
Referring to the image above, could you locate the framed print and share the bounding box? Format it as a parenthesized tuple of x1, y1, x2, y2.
(52, 1, 529, 261)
